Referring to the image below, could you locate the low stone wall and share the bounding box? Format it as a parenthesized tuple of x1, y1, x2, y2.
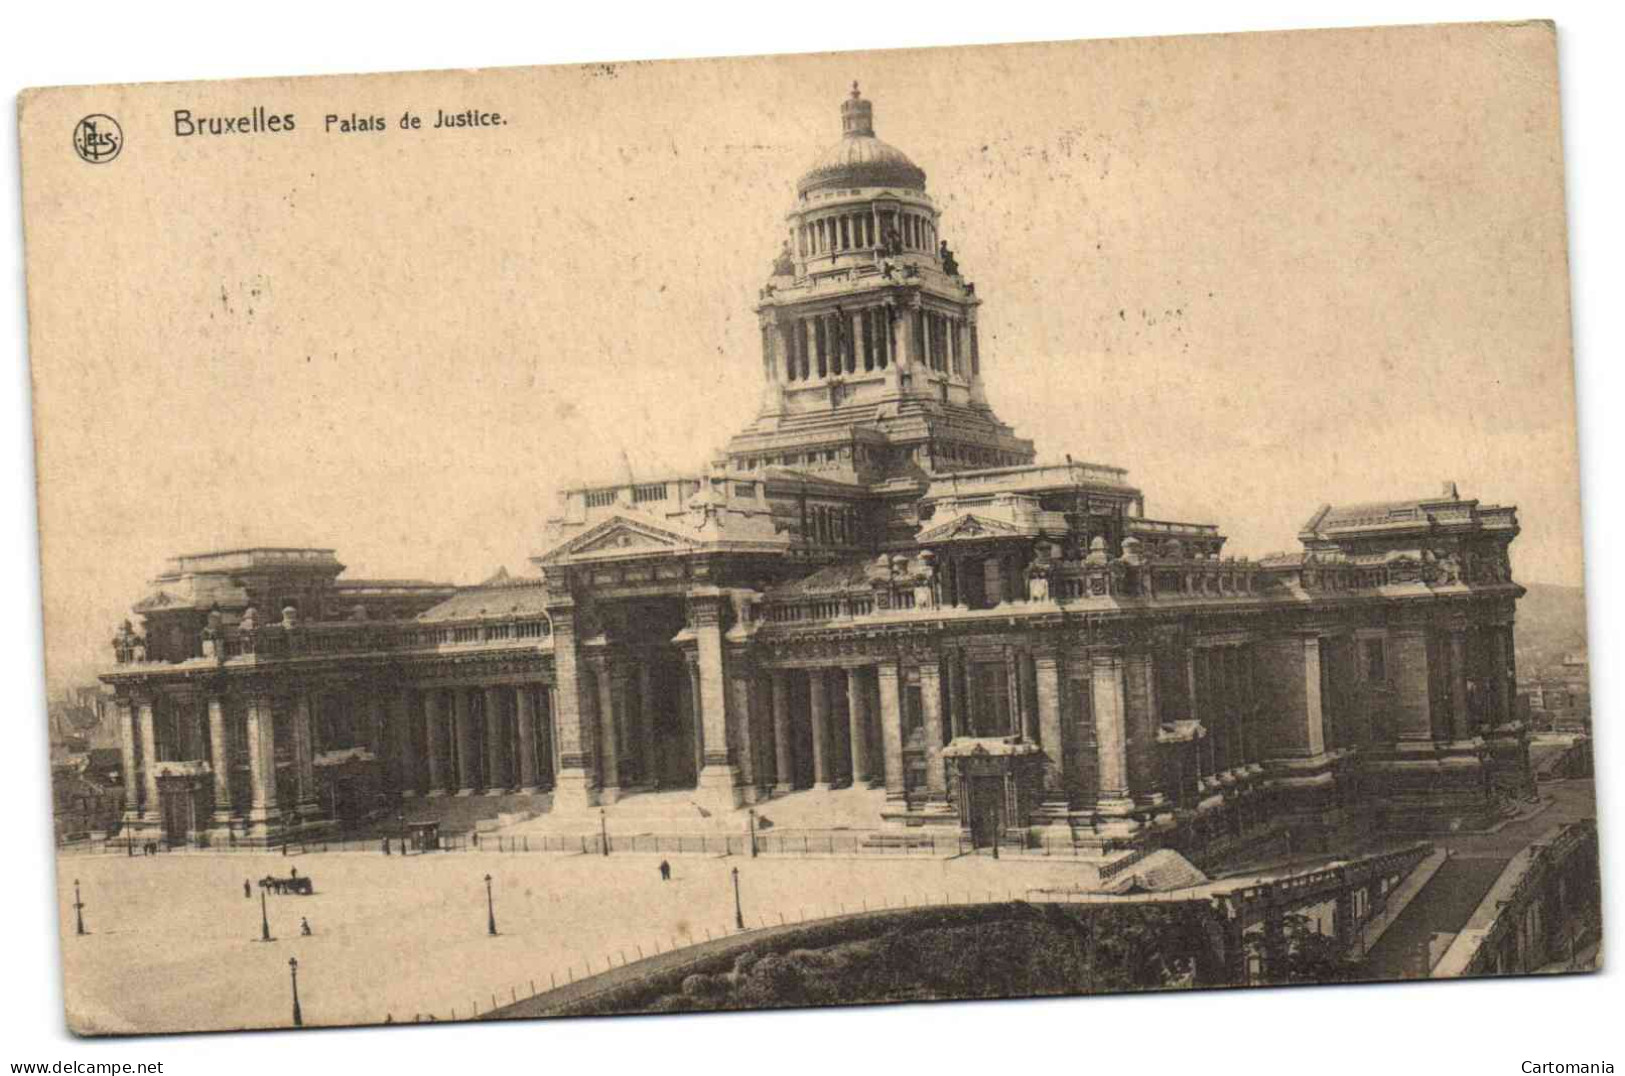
(486, 903, 1031, 1019)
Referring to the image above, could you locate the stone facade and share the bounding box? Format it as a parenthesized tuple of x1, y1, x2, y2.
(101, 88, 1531, 851)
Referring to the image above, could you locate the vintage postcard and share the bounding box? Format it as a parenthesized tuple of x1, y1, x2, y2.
(19, 20, 1597, 1035)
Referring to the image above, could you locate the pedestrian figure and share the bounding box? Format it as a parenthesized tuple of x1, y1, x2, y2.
(290, 866, 298, 880)
(300, 917, 312, 937)
(659, 860, 671, 882)
(382, 837, 391, 856)
(384, 1014, 394, 1025)
(243, 879, 251, 899)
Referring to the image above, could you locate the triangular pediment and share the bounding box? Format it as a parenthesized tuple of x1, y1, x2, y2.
(539, 514, 704, 565)
(917, 513, 1025, 544)
(574, 522, 685, 555)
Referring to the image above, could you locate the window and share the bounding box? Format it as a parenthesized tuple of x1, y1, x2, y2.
(633, 483, 667, 503)
(585, 489, 616, 509)
(1365, 638, 1387, 683)
(967, 661, 1013, 737)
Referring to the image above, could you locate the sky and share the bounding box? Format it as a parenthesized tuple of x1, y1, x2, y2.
(20, 22, 1580, 692)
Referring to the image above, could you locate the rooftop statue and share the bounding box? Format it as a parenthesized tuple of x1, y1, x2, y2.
(771, 239, 794, 278)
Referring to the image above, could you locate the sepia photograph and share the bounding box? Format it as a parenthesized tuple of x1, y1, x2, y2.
(6, 8, 1616, 1066)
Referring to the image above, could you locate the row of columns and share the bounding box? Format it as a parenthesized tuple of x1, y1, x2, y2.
(117, 679, 558, 838)
(543, 591, 741, 811)
(796, 206, 935, 260)
(754, 664, 908, 798)
(117, 691, 291, 837)
(747, 650, 1067, 807)
(1190, 644, 1261, 776)
(918, 309, 971, 377)
(762, 306, 981, 392)
(778, 307, 894, 382)
(415, 683, 553, 797)
(1380, 622, 1517, 745)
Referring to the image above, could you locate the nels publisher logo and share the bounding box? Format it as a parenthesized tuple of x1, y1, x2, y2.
(72, 114, 122, 164)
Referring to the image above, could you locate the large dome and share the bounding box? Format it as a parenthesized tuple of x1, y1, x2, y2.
(796, 85, 927, 197)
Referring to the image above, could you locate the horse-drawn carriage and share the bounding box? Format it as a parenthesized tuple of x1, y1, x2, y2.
(259, 874, 314, 895)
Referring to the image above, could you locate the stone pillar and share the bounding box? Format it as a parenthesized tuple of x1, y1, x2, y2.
(138, 697, 161, 822)
(293, 693, 319, 817)
(876, 662, 906, 801)
(919, 660, 948, 798)
(1208, 650, 1229, 772)
(1123, 650, 1163, 803)
(367, 692, 388, 769)
(1501, 623, 1519, 722)
(116, 698, 140, 820)
(771, 669, 794, 794)
(244, 692, 278, 831)
(1448, 628, 1473, 742)
(846, 668, 871, 785)
(452, 687, 477, 795)
(1034, 653, 1065, 792)
(761, 318, 784, 412)
(945, 652, 965, 737)
(809, 669, 833, 789)
(596, 663, 622, 804)
(896, 301, 917, 370)
(516, 685, 539, 792)
(1234, 647, 1254, 765)
(545, 686, 560, 779)
(1188, 648, 1212, 776)
(687, 655, 704, 780)
(1491, 627, 1514, 726)
(424, 690, 447, 795)
(1090, 654, 1133, 814)
(394, 689, 417, 797)
(637, 663, 655, 788)
(1020, 652, 1040, 742)
(484, 684, 508, 794)
(207, 695, 233, 827)
(732, 675, 760, 803)
(691, 590, 742, 809)
(1392, 629, 1435, 742)
(547, 601, 597, 810)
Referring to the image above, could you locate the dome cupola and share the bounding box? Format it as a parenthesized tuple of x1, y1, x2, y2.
(796, 83, 927, 198)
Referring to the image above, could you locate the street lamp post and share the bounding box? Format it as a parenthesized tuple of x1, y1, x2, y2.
(485, 873, 497, 936)
(72, 879, 85, 936)
(288, 957, 302, 1027)
(398, 812, 406, 857)
(747, 808, 758, 858)
(731, 866, 744, 931)
(260, 886, 273, 942)
(599, 808, 609, 856)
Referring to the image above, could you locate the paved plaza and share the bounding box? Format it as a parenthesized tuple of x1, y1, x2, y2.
(57, 847, 1105, 1034)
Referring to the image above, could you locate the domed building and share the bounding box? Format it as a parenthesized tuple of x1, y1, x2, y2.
(101, 87, 1532, 856)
